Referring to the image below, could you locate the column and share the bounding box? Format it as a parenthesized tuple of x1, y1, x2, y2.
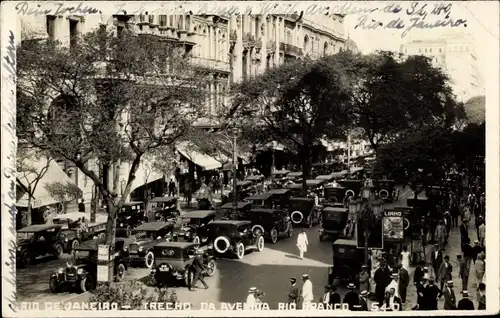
(260, 15, 267, 73)
(274, 17, 280, 66)
(213, 26, 218, 60)
(205, 83, 210, 114)
(210, 82, 215, 115)
(232, 15, 243, 82)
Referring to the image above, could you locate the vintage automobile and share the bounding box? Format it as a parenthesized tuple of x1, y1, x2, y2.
(49, 238, 129, 293)
(178, 210, 216, 245)
(349, 167, 366, 179)
(245, 192, 274, 208)
(149, 242, 216, 287)
(266, 188, 292, 208)
(287, 171, 303, 182)
(328, 238, 366, 286)
(288, 197, 321, 227)
(319, 206, 349, 241)
(208, 220, 265, 259)
(128, 222, 175, 268)
(315, 174, 337, 183)
(150, 197, 180, 222)
(228, 180, 256, 201)
(323, 186, 348, 205)
(373, 179, 398, 202)
(216, 201, 253, 220)
(244, 208, 293, 244)
(245, 175, 265, 183)
(116, 201, 147, 237)
(271, 169, 290, 180)
(338, 179, 363, 199)
(53, 212, 108, 253)
(17, 224, 66, 268)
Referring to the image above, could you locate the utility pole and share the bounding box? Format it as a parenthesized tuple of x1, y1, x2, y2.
(347, 132, 351, 173)
(232, 126, 238, 212)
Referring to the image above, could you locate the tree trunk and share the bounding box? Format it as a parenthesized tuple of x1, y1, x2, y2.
(26, 196, 32, 226)
(301, 145, 312, 196)
(104, 198, 117, 246)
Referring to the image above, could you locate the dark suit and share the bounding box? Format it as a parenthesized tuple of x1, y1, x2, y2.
(398, 268, 410, 303)
(431, 250, 443, 276)
(460, 223, 469, 244)
(443, 287, 456, 310)
(288, 284, 299, 304)
(413, 266, 424, 285)
(343, 291, 360, 311)
(437, 262, 453, 290)
(383, 296, 402, 311)
(359, 297, 368, 311)
(189, 255, 208, 289)
(329, 292, 341, 307)
(374, 267, 391, 306)
(424, 284, 442, 310)
(416, 283, 426, 310)
(457, 298, 474, 310)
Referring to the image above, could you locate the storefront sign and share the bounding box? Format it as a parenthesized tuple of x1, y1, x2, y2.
(97, 244, 110, 282)
(383, 211, 404, 241)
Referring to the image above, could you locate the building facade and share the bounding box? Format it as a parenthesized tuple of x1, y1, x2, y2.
(400, 34, 482, 102)
(17, 14, 348, 206)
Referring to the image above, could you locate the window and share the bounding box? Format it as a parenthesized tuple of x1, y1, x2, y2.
(117, 25, 124, 39)
(405, 49, 408, 53)
(46, 16, 56, 41)
(159, 15, 167, 27)
(69, 19, 79, 49)
(149, 15, 154, 24)
(429, 48, 432, 53)
(424, 48, 427, 53)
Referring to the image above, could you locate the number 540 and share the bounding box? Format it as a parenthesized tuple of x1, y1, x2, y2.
(371, 303, 400, 311)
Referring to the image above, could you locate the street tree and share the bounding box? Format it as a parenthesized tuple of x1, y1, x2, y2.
(230, 58, 354, 192)
(17, 28, 211, 246)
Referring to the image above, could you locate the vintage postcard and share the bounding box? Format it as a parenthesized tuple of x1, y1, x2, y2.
(1, 1, 499, 317)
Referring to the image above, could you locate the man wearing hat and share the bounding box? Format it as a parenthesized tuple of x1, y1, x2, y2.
(477, 282, 486, 309)
(319, 285, 331, 307)
(245, 287, 257, 308)
(357, 265, 370, 293)
(460, 219, 469, 249)
(300, 274, 313, 308)
(374, 261, 391, 306)
(288, 277, 299, 305)
(430, 243, 443, 276)
(413, 261, 425, 286)
(386, 272, 400, 298)
(437, 255, 453, 291)
(343, 283, 360, 311)
(471, 240, 484, 263)
(458, 254, 470, 292)
(412, 274, 428, 310)
(359, 290, 369, 311)
(443, 280, 456, 310)
(328, 285, 341, 307)
(397, 264, 410, 303)
(457, 291, 474, 310)
(424, 277, 442, 310)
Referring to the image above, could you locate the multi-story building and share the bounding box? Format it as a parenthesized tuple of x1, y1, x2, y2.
(400, 33, 482, 102)
(17, 14, 348, 208)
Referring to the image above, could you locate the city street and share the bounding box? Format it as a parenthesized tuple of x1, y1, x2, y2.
(18, 186, 448, 310)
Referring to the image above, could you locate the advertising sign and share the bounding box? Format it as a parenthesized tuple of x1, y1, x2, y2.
(97, 244, 110, 282)
(383, 211, 404, 241)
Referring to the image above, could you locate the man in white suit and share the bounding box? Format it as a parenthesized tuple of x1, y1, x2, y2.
(245, 287, 257, 309)
(301, 274, 313, 309)
(297, 229, 309, 259)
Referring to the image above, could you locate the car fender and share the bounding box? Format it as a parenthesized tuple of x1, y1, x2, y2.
(50, 272, 59, 279)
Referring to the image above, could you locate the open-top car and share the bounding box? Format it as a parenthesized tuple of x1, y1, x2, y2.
(373, 179, 398, 202)
(244, 208, 293, 244)
(150, 197, 180, 222)
(319, 206, 349, 241)
(329, 239, 366, 286)
(17, 224, 66, 268)
(53, 212, 107, 253)
(208, 220, 265, 259)
(286, 179, 326, 196)
(128, 222, 175, 268)
(348, 167, 365, 179)
(316, 174, 337, 183)
(178, 210, 216, 245)
(216, 201, 253, 220)
(149, 242, 216, 287)
(288, 197, 321, 227)
(117, 201, 146, 237)
(49, 238, 129, 293)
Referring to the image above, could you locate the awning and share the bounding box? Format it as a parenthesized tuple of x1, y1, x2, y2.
(176, 141, 222, 170)
(130, 157, 165, 192)
(17, 158, 80, 208)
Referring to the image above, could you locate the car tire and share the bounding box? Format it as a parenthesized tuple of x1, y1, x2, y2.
(145, 251, 154, 269)
(115, 263, 126, 282)
(184, 268, 194, 287)
(125, 226, 132, 238)
(159, 216, 166, 222)
(79, 275, 95, 293)
(235, 242, 245, 259)
(270, 228, 278, 244)
(53, 244, 63, 259)
(20, 251, 32, 268)
(290, 211, 303, 224)
(214, 236, 230, 254)
(71, 240, 80, 252)
(256, 236, 264, 252)
(49, 276, 60, 293)
(205, 259, 216, 277)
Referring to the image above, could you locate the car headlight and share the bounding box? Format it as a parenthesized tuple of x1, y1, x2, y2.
(185, 232, 191, 237)
(58, 268, 64, 274)
(123, 246, 128, 251)
(138, 246, 144, 252)
(77, 268, 83, 275)
(64, 238, 68, 242)
(120, 223, 123, 227)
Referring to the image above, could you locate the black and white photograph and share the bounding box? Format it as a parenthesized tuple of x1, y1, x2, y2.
(1, 1, 498, 316)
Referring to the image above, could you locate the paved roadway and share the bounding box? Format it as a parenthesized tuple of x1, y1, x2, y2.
(18, 186, 481, 310)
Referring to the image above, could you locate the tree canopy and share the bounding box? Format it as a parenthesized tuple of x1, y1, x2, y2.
(464, 95, 485, 124)
(17, 29, 212, 244)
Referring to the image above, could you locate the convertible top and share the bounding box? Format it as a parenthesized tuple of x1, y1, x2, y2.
(236, 180, 253, 187)
(323, 207, 348, 213)
(134, 221, 174, 232)
(181, 210, 216, 218)
(210, 220, 251, 226)
(267, 188, 291, 195)
(287, 171, 303, 178)
(220, 201, 252, 209)
(150, 196, 177, 203)
(246, 193, 272, 200)
(248, 208, 278, 214)
(332, 239, 357, 247)
(18, 224, 62, 233)
(245, 175, 264, 181)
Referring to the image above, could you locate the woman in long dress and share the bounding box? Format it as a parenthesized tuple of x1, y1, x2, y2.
(400, 245, 411, 271)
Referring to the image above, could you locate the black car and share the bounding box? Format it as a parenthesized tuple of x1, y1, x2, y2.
(207, 220, 264, 259)
(323, 186, 347, 205)
(228, 181, 256, 201)
(288, 197, 321, 227)
(49, 238, 129, 293)
(373, 179, 398, 202)
(245, 192, 274, 208)
(286, 179, 325, 197)
(329, 238, 366, 285)
(319, 206, 348, 241)
(244, 208, 293, 244)
(287, 171, 303, 183)
(17, 224, 65, 268)
(266, 188, 292, 209)
(117, 201, 146, 237)
(216, 201, 253, 220)
(150, 197, 180, 222)
(338, 179, 363, 199)
(178, 210, 216, 245)
(128, 222, 175, 268)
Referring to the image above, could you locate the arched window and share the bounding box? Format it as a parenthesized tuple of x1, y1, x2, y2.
(323, 42, 329, 55)
(286, 30, 292, 44)
(303, 35, 309, 52)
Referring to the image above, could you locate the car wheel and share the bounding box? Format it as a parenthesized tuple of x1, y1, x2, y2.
(256, 236, 264, 252)
(98, 233, 105, 240)
(184, 269, 194, 287)
(235, 242, 245, 259)
(71, 240, 80, 252)
(125, 226, 132, 238)
(193, 236, 200, 244)
(20, 251, 32, 268)
(145, 251, 154, 269)
(49, 277, 60, 293)
(54, 244, 63, 259)
(115, 263, 126, 282)
(205, 259, 217, 277)
(79, 275, 95, 293)
(270, 228, 278, 244)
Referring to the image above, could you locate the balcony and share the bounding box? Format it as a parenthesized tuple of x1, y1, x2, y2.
(280, 42, 303, 57)
(191, 57, 231, 74)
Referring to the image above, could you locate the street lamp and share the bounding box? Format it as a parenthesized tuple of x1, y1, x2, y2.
(231, 126, 239, 213)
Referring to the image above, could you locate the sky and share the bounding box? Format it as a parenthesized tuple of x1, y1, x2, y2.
(342, 1, 499, 86)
